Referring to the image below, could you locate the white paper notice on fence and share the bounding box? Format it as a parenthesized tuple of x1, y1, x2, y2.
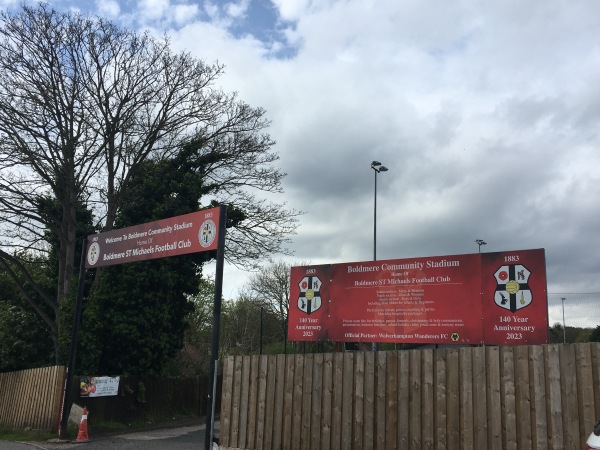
(80, 376, 120, 397)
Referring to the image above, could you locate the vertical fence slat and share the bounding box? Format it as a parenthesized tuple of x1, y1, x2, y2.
(341, 352, 354, 450)
(530, 345, 548, 450)
(43, 366, 56, 429)
(421, 349, 434, 449)
(515, 345, 532, 450)
(25, 368, 39, 428)
(17, 369, 30, 428)
(409, 349, 422, 450)
(435, 348, 447, 450)
(0, 371, 6, 425)
(2, 372, 13, 426)
(29, 366, 44, 429)
(472, 346, 487, 450)
(385, 350, 398, 450)
(30, 366, 45, 429)
(9, 370, 20, 429)
(353, 351, 365, 450)
(246, 355, 259, 449)
(14, 370, 25, 428)
(375, 351, 387, 450)
(576, 343, 595, 440)
(446, 348, 460, 449)
(22, 369, 34, 427)
(364, 351, 375, 450)
(238, 355, 250, 448)
(0, 371, 4, 424)
(486, 346, 502, 450)
(545, 344, 563, 450)
(255, 355, 268, 449)
(230, 355, 243, 449)
(397, 350, 409, 448)
(560, 344, 580, 449)
(44, 367, 56, 430)
(19, 368, 34, 428)
(321, 352, 333, 450)
(330, 352, 343, 450)
(48, 366, 62, 430)
(269, 354, 284, 450)
(459, 347, 473, 450)
(310, 353, 324, 450)
(592, 344, 600, 424)
(282, 354, 295, 450)
(7, 371, 18, 428)
(501, 346, 517, 450)
(261, 355, 283, 450)
(300, 353, 313, 450)
(13, 370, 26, 428)
(291, 354, 304, 450)
(53, 366, 66, 430)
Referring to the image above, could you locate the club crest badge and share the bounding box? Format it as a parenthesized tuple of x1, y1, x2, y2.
(494, 264, 532, 312)
(298, 276, 322, 315)
(87, 242, 100, 266)
(199, 219, 216, 248)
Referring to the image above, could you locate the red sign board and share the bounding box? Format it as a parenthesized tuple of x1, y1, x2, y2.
(85, 207, 221, 268)
(288, 249, 548, 345)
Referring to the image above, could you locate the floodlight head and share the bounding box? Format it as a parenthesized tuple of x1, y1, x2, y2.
(371, 161, 381, 168)
(475, 239, 487, 246)
(379, 166, 389, 172)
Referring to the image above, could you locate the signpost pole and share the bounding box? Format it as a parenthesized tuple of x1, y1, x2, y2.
(205, 204, 227, 450)
(59, 238, 88, 438)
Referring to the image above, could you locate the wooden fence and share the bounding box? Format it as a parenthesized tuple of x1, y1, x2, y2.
(0, 367, 212, 431)
(72, 375, 214, 424)
(0, 365, 65, 431)
(219, 343, 600, 450)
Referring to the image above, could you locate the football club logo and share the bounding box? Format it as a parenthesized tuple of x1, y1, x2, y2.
(199, 219, 216, 248)
(494, 264, 532, 312)
(298, 276, 322, 315)
(87, 242, 100, 266)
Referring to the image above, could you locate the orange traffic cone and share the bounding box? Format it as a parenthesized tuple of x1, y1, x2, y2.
(75, 406, 90, 442)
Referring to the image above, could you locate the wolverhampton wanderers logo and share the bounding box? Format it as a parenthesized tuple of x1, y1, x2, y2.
(494, 264, 532, 312)
(298, 276, 322, 315)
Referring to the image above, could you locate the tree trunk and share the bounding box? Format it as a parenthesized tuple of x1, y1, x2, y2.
(55, 193, 78, 362)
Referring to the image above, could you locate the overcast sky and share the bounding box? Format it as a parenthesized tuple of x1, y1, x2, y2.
(3, 0, 599, 326)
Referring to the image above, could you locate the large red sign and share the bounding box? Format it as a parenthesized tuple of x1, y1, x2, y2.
(85, 207, 221, 268)
(288, 249, 548, 345)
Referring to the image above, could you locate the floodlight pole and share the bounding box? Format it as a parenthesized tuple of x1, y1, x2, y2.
(371, 161, 388, 261)
(370, 161, 388, 352)
(561, 297, 566, 344)
(205, 204, 228, 450)
(259, 306, 264, 355)
(475, 239, 487, 253)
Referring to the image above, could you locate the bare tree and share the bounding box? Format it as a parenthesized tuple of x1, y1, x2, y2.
(0, 5, 299, 361)
(245, 260, 306, 339)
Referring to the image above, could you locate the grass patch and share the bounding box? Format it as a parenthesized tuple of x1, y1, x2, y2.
(90, 420, 129, 434)
(0, 415, 201, 442)
(0, 427, 59, 442)
(90, 414, 200, 435)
